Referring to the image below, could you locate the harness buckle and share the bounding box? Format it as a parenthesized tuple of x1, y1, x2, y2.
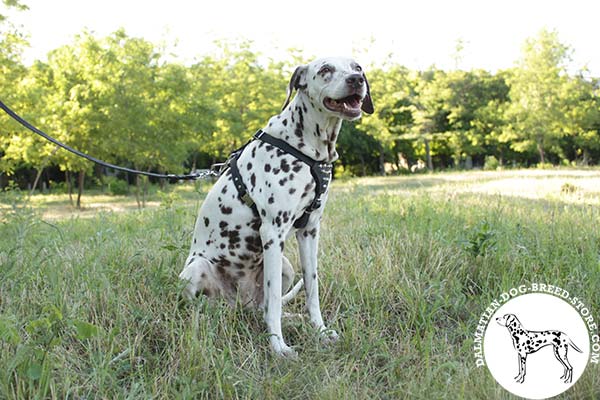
(254, 130, 266, 140)
(241, 192, 255, 207)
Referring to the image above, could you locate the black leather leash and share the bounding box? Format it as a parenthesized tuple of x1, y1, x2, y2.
(0, 99, 217, 181)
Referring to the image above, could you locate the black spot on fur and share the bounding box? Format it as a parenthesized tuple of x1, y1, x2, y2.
(280, 159, 290, 173)
(245, 235, 262, 252)
(219, 221, 228, 229)
(204, 217, 210, 227)
(247, 162, 253, 170)
(282, 119, 288, 126)
(220, 206, 233, 214)
(301, 183, 313, 198)
(294, 124, 303, 138)
(264, 239, 274, 250)
(250, 173, 256, 187)
(268, 195, 275, 204)
(292, 161, 303, 173)
(289, 188, 297, 195)
(264, 164, 271, 173)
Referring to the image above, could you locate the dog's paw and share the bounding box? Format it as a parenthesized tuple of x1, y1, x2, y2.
(319, 328, 340, 345)
(277, 345, 298, 360)
(270, 337, 298, 359)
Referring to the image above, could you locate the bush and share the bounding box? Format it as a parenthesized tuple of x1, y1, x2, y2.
(483, 155, 500, 170)
(105, 177, 129, 195)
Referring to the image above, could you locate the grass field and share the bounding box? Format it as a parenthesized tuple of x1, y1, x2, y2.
(1, 169, 599, 399)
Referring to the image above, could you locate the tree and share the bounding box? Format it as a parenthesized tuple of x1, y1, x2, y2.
(504, 29, 572, 164)
(357, 64, 414, 174)
(407, 69, 451, 170)
(441, 70, 510, 167)
(562, 74, 600, 164)
(190, 41, 288, 162)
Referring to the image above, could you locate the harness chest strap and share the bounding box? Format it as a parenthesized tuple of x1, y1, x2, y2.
(228, 130, 333, 229)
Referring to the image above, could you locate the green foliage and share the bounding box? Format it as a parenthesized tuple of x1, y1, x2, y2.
(105, 176, 129, 195)
(462, 220, 497, 257)
(483, 155, 499, 170)
(1, 24, 600, 193)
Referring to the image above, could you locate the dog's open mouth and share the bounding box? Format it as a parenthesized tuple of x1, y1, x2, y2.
(323, 94, 363, 117)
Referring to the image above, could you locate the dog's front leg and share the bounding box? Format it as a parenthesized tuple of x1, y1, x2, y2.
(296, 224, 339, 343)
(260, 224, 296, 358)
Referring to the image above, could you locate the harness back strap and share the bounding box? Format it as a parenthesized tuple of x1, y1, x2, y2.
(228, 130, 332, 229)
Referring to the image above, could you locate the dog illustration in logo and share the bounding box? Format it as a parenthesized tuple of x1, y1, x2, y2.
(496, 314, 583, 383)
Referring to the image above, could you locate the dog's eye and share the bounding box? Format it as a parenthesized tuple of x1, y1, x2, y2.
(319, 66, 334, 75)
(355, 65, 362, 72)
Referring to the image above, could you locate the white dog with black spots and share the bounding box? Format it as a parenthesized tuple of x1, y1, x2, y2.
(179, 56, 374, 357)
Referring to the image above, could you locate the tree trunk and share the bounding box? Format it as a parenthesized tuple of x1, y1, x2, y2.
(378, 143, 385, 176)
(30, 145, 60, 196)
(359, 154, 366, 176)
(135, 174, 142, 210)
(537, 143, 546, 164)
(142, 175, 148, 208)
(66, 170, 74, 206)
(76, 170, 85, 209)
(582, 149, 590, 166)
(30, 168, 44, 196)
(424, 139, 433, 171)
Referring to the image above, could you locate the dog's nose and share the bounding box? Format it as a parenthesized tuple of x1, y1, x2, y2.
(346, 74, 365, 89)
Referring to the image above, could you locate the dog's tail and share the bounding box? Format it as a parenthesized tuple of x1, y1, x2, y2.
(282, 279, 304, 305)
(569, 338, 583, 353)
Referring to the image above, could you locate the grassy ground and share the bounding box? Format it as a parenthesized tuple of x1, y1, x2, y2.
(0, 169, 599, 399)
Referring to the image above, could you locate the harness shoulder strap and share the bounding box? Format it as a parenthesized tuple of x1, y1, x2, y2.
(228, 144, 260, 217)
(254, 130, 332, 228)
(226, 130, 333, 229)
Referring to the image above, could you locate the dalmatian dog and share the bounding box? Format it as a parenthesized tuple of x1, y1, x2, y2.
(496, 314, 583, 383)
(179, 57, 374, 357)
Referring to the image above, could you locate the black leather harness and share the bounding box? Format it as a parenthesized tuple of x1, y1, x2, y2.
(228, 130, 332, 229)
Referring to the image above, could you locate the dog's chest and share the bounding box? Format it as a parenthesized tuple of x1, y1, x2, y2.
(190, 140, 326, 269)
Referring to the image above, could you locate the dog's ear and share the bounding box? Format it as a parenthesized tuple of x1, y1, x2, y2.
(361, 72, 374, 114)
(282, 65, 308, 111)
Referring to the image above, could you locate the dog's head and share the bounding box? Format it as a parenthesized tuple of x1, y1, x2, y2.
(282, 57, 374, 121)
(496, 313, 520, 328)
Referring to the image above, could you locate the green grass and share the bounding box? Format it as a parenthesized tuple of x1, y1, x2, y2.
(1, 170, 599, 399)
